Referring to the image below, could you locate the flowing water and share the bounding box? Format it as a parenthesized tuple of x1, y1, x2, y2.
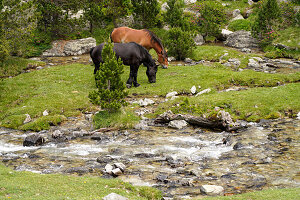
(0, 117, 299, 199)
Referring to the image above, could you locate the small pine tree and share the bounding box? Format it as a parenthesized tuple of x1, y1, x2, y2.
(164, 0, 184, 28)
(252, 0, 281, 42)
(89, 41, 128, 113)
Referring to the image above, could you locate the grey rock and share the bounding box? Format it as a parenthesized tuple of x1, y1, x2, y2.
(43, 37, 96, 57)
(112, 168, 123, 176)
(195, 88, 211, 96)
(219, 53, 229, 60)
(248, 58, 260, 68)
(221, 29, 233, 40)
(190, 85, 197, 94)
(52, 130, 63, 138)
(241, 48, 251, 53)
(168, 120, 188, 129)
(184, 58, 193, 63)
(138, 98, 154, 107)
(105, 164, 113, 174)
(225, 31, 258, 48)
(102, 193, 128, 200)
(23, 114, 31, 124)
(168, 56, 176, 62)
(23, 134, 45, 146)
(232, 9, 241, 18)
(194, 34, 204, 46)
(114, 163, 126, 172)
(36, 66, 44, 70)
(134, 120, 150, 130)
(42, 110, 49, 116)
(200, 185, 224, 196)
(166, 91, 178, 98)
(232, 14, 244, 21)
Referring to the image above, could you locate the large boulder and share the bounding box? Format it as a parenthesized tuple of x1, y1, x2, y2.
(42, 37, 96, 57)
(224, 31, 258, 49)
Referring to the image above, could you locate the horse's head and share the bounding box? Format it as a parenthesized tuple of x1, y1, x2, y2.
(146, 59, 158, 83)
(158, 50, 168, 69)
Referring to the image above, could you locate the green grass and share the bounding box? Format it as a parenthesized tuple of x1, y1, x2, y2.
(273, 27, 300, 49)
(93, 109, 140, 129)
(190, 45, 260, 68)
(155, 82, 300, 122)
(0, 164, 162, 200)
(199, 187, 300, 200)
(1, 61, 299, 130)
(0, 64, 96, 130)
(0, 57, 45, 78)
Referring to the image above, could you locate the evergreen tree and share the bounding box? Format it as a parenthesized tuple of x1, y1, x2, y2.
(89, 41, 128, 113)
(252, 0, 281, 40)
(132, 0, 161, 28)
(164, 0, 185, 28)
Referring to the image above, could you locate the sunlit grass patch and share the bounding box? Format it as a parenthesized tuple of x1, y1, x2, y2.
(154, 83, 300, 122)
(0, 164, 162, 200)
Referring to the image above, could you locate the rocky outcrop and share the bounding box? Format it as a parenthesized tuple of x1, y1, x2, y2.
(224, 31, 258, 49)
(42, 37, 96, 57)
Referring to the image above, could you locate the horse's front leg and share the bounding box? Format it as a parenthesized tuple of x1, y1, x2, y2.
(133, 65, 140, 87)
(126, 65, 135, 88)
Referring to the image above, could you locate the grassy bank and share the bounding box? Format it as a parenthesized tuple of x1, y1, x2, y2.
(0, 164, 162, 200)
(0, 61, 299, 130)
(1, 164, 298, 200)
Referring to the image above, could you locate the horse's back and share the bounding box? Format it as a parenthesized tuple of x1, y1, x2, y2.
(111, 27, 150, 49)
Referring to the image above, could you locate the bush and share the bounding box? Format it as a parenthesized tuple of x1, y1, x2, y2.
(0, 39, 9, 63)
(163, 0, 185, 28)
(89, 41, 128, 113)
(191, 1, 227, 37)
(252, 0, 281, 46)
(165, 27, 196, 60)
(228, 19, 252, 31)
(132, 0, 161, 28)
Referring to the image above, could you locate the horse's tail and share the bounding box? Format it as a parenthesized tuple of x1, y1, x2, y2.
(90, 46, 95, 58)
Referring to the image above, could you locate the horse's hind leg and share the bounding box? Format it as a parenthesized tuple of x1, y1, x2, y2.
(126, 66, 135, 88)
(133, 65, 140, 87)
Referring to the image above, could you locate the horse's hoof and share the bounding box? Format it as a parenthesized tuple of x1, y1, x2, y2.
(126, 84, 132, 88)
(134, 83, 140, 87)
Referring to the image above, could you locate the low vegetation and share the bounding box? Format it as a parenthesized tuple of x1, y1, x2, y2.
(0, 164, 162, 200)
(1, 60, 299, 130)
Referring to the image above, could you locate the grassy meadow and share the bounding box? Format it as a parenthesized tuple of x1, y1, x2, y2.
(0, 54, 300, 130)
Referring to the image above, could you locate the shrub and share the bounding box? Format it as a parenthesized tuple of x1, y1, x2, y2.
(228, 19, 252, 31)
(163, 0, 185, 28)
(88, 41, 128, 113)
(0, 39, 9, 64)
(165, 27, 196, 60)
(252, 0, 281, 46)
(132, 0, 161, 28)
(191, 1, 227, 37)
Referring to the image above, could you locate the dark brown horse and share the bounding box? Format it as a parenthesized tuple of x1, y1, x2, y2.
(90, 42, 158, 88)
(110, 27, 168, 68)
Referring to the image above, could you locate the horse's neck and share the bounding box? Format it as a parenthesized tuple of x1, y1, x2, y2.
(152, 41, 163, 54)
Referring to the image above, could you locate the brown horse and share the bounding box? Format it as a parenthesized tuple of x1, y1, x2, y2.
(111, 27, 168, 68)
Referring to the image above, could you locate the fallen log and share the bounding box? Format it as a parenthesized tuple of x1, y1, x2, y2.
(154, 110, 245, 132)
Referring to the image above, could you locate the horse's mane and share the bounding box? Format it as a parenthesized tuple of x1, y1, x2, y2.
(129, 42, 155, 65)
(143, 29, 165, 52)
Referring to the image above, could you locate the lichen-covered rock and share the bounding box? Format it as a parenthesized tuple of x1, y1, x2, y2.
(42, 37, 96, 57)
(225, 31, 258, 49)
